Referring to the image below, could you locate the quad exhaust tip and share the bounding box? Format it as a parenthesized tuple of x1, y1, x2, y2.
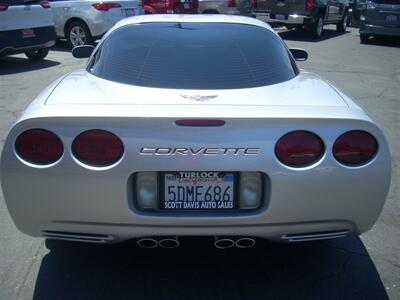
(137, 238, 158, 248)
(214, 237, 256, 249)
(235, 237, 256, 248)
(137, 236, 256, 249)
(159, 237, 180, 249)
(214, 237, 235, 249)
(137, 237, 179, 249)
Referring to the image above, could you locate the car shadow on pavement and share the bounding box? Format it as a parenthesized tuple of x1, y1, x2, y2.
(33, 236, 388, 300)
(361, 36, 400, 48)
(0, 57, 60, 76)
(278, 28, 349, 42)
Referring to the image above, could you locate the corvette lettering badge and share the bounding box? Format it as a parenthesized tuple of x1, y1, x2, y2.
(140, 147, 260, 156)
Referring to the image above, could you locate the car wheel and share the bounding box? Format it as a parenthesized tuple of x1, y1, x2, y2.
(25, 48, 49, 60)
(67, 21, 93, 48)
(360, 33, 370, 43)
(310, 15, 324, 39)
(336, 14, 348, 33)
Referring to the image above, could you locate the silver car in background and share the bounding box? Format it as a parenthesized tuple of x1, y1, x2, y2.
(49, 0, 144, 47)
(198, 0, 252, 15)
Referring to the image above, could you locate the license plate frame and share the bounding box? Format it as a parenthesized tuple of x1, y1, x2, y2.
(160, 171, 239, 211)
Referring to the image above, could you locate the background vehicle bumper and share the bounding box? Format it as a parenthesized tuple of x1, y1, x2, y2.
(252, 12, 312, 25)
(360, 24, 400, 37)
(0, 26, 56, 56)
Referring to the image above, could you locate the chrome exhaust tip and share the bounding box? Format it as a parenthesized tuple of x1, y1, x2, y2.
(137, 238, 158, 249)
(159, 237, 179, 249)
(235, 237, 256, 248)
(214, 237, 235, 249)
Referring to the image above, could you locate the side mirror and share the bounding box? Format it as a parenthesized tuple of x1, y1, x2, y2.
(290, 48, 308, 61)
(72, 45, 95, 58)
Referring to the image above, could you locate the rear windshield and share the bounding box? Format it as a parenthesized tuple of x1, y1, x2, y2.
(89, 22, 296, 90)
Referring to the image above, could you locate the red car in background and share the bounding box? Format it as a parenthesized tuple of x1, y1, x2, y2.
(143, 0, 198, 13)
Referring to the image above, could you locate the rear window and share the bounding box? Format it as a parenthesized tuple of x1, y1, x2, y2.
(89, 22, 296, 90)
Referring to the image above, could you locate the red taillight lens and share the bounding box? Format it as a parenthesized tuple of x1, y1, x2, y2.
(0, 2, 9, 10)
(72, 129, 124, 166)
(40, 1, 50, 8)
(15, 129, 63, 165)
(275, 131, 324, 167)
(228, 0, 236, 7)
(251, 0, 257, 8)
(333, 130, 377, 165)
(305, 0, 315, 12)
(92, 2, 121, 10)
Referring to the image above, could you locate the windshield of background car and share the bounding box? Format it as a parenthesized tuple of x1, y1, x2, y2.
(89, 22, 297, 90)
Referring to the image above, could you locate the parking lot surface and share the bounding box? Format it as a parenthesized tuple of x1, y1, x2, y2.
(0, 27, 399, 300)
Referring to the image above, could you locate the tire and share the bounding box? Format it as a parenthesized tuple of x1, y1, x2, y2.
(66, 21, 93, 48)
(25, 48, 49, 60)
(310, 15, 324, 39)
(360, 33, 370, 43)
(336, 13, 348, 33)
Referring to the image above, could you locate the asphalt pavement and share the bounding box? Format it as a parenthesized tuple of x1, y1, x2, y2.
(0, 26, 399, 300)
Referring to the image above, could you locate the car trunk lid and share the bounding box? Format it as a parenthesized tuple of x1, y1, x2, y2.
(45, 70, 349, 108)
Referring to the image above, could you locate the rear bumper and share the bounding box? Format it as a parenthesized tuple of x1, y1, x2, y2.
(360, 23, 400, 37)
(41, 220, 356, 243)
(0, 26, 56, 56)
(252, 12, 313, 25)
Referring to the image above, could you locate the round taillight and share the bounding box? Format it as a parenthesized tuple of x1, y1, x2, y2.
(72, 129, 124, 166)
(333, 130, 377, 166)
(15, 129, 63, 165)
(275, 131, 324, 167)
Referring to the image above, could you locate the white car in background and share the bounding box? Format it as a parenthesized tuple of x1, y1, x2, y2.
(0, 0, 56, 60)
(49, 0, 144, 47)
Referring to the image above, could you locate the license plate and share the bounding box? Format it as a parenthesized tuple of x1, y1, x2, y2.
(21, 28, 35, 38)
(183, 3, 190, 9)
(124, 8, 135, 16)
(162, 172, 236, 211)
(275, 14, 286, 20)
(386, 15, 397, 22)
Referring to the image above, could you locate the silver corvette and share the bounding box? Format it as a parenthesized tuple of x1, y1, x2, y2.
(0, 15, 391, 248)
